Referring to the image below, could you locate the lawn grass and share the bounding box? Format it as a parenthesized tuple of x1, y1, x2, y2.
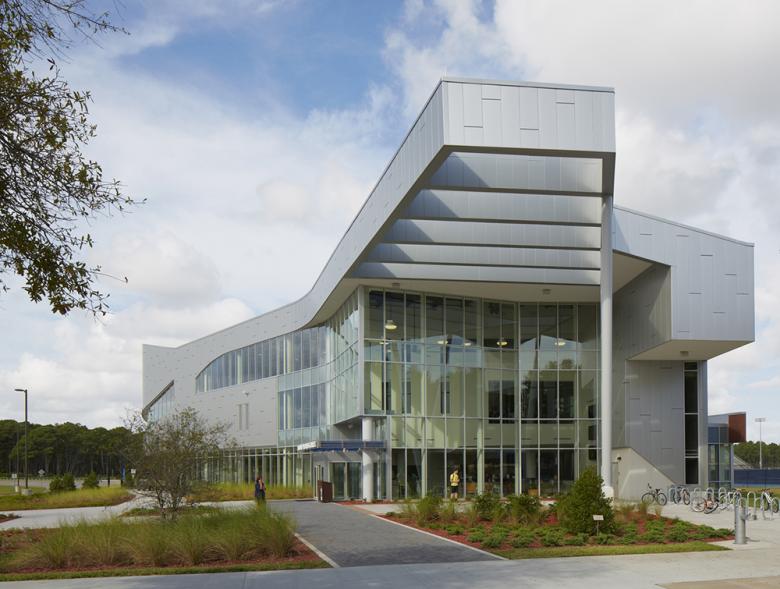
(0, 487, 132, 511)
(494, 541, 729, 559)
(0, 485, 45, 496)
(0, 559, 329, 582)
(189, 483, 311, 502)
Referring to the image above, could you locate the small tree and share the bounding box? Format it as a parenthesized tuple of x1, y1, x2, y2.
(82, 471, 99, 489)
(124, 408, 230, 519)
(557, 468, 615, 535)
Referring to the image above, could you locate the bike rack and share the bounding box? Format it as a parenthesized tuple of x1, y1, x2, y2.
(744, 491, 757, 520)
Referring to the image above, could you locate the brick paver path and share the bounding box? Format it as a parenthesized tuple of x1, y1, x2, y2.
(273, 500, 500, 567)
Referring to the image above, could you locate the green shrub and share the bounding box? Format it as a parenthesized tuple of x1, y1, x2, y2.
(618, 532, 638, 545)
(122, 472, 135, 488)
(639, 529, 665, 543)
(473, 493, 501, 521)
(506, 494, 542, 525)
(82, 472, 100, 490)
(444, 524, 464, 536)
(439, 500, 458, 524)
(594, 533, 616, 545)
(467, 528, 486, 543)
(416, 494, 443, 524)
(714, 527, 733, 539)
(171, 516, 211, 565)
(666, 525, 689, 543)
(557, 468, 615, 535)
(539, 527, 565, 547)
(125, 522, 174, 566)
(511, 527, 536, 548)
(481, 533, 504, 549)
(644, 519, 666, 534)
(564, 533, 587, 546)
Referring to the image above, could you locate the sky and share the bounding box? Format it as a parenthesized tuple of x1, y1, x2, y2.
(1, 0, 779, 442)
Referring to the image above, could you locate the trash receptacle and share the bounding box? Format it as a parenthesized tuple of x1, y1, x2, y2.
(317, 480, 333, 503)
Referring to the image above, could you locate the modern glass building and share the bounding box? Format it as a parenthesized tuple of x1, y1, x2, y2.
(142, 78, 755, 501)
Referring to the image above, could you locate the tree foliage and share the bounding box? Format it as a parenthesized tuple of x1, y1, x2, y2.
(734, 441, 780, 468)
(557, 468, 616, 535)
(0, 418, 132, 477)
(1, 0, 137, 315)
(124, 408, 232, 519)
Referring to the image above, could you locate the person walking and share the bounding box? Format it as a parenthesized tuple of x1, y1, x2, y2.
(254, 475, 263, 503)
(449, 468, 460, 500)
(257, 475, 266, 502)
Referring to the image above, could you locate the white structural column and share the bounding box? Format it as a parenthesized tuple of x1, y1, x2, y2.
(362, 416, 374, 502)
(600, 195, 614, 496)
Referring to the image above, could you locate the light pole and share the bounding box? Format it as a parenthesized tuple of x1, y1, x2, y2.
(13, 388, 28, 492)
(755, 417, 766, 469)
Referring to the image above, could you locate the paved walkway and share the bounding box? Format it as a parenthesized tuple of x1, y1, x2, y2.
(273, 500, 499, 567)
(0, 496, 152, 530)
(3, 548, 779, 589)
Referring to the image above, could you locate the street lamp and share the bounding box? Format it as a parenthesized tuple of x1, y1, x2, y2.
(755, 417, 766, 469)
(13, 388, 28, 493)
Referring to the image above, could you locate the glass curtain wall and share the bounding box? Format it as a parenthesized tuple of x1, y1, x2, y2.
(366, 288, 600, 498)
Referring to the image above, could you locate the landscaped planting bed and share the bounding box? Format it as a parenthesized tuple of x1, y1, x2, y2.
(0, 506, 327, 581)
(0, 514, 18, 524)
(385, 471, 733, 559)
(0, 487, 133, 511)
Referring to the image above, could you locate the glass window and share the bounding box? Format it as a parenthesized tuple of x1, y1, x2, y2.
(486, 372, 501, 422)
(522, 449, 539, 495)
(521, 371, 538, 418)
(464, 299, 480, 347)
(406, 294, 422, 342)
(464, 367, 482, 417)
(501, 303, 516, 348)
(448, 366, 464, 417)
(483, 302, 501, 348)
(484, 450, 501, 495)
(558, 305, 576, 350)
(385, 292, 404, 341)
(577, 304, 598, 350)
(367, 290, 384, 340)
(426, 365, 443, 416)
(502, 376, 516, 420)
(685, 370, 698, 413)
(539, 305, 557, 350)
(540, 450, 558, 495)
(427, 449, 445, 496)
(446, 298, 464, 345)
(559, 370, 576, 419)
(519, 304, 538, 349)
(539, 370, 557, 419)
(426, 296, 444, 344)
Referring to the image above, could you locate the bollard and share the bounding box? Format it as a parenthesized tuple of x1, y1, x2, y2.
(734, 503, 748, 545)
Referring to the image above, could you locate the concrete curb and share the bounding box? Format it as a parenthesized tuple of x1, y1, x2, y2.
(295, 532, 341, 568)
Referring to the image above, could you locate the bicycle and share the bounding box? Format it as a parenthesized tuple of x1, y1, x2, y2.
(668, 485, 690, 505)
(690, 493, 718, 514)
(641, 483, 668, 505)
(758, 489, 779, 514)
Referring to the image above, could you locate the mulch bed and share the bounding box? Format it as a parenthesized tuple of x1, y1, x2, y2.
(0, 515, 19, 524)
(383, 513, 733, 552)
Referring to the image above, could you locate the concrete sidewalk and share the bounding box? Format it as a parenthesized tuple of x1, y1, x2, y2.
(2, 547, 779, 589)
(0, 495, 152, 530)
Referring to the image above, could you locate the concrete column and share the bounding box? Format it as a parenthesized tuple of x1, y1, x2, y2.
(600, 194, 614, 496)
(362, 416, 374, 502)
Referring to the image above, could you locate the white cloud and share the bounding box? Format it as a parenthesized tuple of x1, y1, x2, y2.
(3, 1, 780, 441)
(383, 0, 780, 441)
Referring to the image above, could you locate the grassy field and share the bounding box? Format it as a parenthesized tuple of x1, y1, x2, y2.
(0, 487, 132, 511)
(189, 483, 311, 502)
(0, 485, 45, 497)
(0, 505, 325, 580)
(494, 542, 729, 559)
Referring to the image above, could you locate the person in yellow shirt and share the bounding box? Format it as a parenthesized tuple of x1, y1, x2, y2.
(449, 468, 460, 500)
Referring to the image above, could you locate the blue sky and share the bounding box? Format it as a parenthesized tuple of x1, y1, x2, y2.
(1, 0, 779, 443)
